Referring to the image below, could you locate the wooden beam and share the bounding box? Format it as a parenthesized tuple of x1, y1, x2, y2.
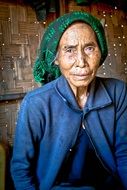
(59, 0, 66, 15)
(0, 93, 26, 102)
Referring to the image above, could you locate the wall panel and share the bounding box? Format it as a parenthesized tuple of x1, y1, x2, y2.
(0, 2, 45, 147)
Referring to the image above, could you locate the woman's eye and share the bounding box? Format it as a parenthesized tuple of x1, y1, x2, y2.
(66, 48, 73, 53)
(85, 46, 95, 54)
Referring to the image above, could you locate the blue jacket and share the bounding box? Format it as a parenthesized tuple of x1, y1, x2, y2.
(11, 76, 127, 190)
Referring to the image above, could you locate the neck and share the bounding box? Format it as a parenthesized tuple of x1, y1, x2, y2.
(74, 86, 89, 109)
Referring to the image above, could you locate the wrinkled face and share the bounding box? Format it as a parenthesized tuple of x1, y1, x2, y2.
(55, 22, 101, 91)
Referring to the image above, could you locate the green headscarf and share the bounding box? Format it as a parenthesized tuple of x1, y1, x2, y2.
(33, 11, 108, 84)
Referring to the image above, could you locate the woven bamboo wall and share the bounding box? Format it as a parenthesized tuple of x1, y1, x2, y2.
(0, 2, 44, 96)
(0, 1, 46, 145)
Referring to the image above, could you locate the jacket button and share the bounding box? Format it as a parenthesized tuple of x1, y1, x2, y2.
(69, 148, 72, 152)
(82, 123, 85, 129)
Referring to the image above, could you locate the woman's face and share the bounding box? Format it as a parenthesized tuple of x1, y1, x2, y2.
(55, 22, 101, 92)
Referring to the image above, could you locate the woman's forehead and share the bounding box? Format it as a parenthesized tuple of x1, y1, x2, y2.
(59, 22, 96, 46)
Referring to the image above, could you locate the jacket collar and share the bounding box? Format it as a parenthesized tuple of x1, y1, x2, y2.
(55, 75, 112, 112)
(86, 77, 112, 110)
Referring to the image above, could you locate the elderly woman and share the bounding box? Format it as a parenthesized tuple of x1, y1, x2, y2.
(11, 11, 127, 190)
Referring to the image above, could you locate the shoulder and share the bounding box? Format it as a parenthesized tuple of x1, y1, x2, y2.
(97, 77, 126, 90)
(25, 78, 58, 100)
(20, 78, 59, 109)
(97, 77, 127, 101)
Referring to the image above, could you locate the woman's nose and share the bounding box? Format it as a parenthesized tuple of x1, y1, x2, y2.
(76, 51, 88, 67)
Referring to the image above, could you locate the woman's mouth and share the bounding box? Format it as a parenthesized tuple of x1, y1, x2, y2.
(72, 69, 92, 78)
(72, 73, 91, 80)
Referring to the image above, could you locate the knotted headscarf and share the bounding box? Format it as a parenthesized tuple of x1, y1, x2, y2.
(33, 11, 108, 84)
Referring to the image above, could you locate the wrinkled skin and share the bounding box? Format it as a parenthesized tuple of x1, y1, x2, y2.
(55, 22, 101, 108)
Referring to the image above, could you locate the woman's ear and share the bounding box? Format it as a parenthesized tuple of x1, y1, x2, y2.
(54, 60, 59, 65)
(100, 18, 105, 28)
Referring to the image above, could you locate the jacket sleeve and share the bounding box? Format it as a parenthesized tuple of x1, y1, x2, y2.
(10, 96, 44, 190)
(115, 82, 127, 189)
